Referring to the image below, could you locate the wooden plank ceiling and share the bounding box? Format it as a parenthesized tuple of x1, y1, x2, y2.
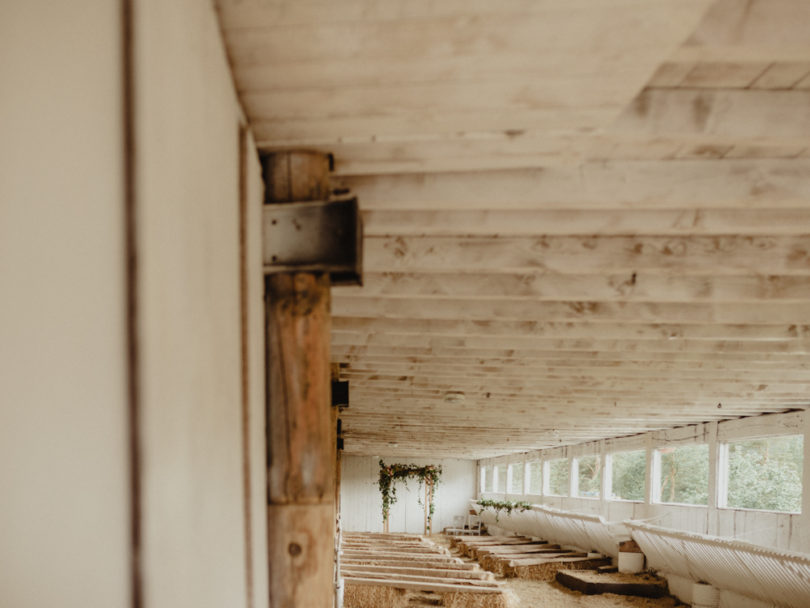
(216, 0, 810, 459)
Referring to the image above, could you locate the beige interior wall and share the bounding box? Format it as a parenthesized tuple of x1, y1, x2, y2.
(0, 2, 130, 607)
(134, 1, 267, 607)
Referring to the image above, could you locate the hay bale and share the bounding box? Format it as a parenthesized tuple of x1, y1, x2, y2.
(343, 583, 408, 608)
(511, 558, 610, 581)
(443, 589, 518, 608)
(479, 554, 511, 577)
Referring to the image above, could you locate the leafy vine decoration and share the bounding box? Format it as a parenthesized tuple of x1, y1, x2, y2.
(378, 460, 442, 532)
(476, 498, 531, 522)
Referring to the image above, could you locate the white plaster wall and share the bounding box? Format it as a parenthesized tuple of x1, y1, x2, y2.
(0, 2, 129, 607)
(341, 455, 476, 534)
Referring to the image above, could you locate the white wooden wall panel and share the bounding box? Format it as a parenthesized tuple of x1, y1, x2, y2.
(340, 455, 476, 534)
(135, 1, 264, 607)
(244, 128, 269, 608)
(481, 411, 809, 553)
(0, 2, 129, 606)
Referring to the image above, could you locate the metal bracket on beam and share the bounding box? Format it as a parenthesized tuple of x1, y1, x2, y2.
(262, 197, 363, 286)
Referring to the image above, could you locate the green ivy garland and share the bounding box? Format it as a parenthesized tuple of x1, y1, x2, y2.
(378, 460, 442, 531)
(476, 498, 531, 522)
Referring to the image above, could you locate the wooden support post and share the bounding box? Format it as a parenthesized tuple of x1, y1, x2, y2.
(265, 151, 335, 607)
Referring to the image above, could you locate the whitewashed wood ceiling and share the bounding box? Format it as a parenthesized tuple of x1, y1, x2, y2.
(216, 0, 810, 459)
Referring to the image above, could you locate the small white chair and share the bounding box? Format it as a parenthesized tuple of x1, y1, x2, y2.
(466, 509, 482, 535)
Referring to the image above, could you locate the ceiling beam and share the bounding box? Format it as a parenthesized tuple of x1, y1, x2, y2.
(334, 273, 810, 303)
(336, 160, 810, 209)
(360, 208, 810, 237)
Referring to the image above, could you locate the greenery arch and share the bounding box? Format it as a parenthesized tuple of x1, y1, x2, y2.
(378, 460, 442, 533)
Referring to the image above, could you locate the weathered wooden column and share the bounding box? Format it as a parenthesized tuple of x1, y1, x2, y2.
(264, 151, 336, 607)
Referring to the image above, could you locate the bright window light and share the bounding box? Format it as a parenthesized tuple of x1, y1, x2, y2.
(508, 463, 524, 494)
(495, 464, 507, 493)
(483, 466, 494, 493)
(527, 461, 542, 494)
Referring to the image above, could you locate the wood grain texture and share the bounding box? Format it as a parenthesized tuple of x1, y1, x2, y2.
(266, 273, 333, 502)
(216, 0, 810, 459)
(264, 151, 335, 605)
(336, 160, 810, 208)
(266, 504, 335, 606)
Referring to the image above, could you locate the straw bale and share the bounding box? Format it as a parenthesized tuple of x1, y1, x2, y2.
(443, 589, 518, 608)
(344, 583, 408, 608)
(511, 558, 610, 581)
(479, 554, 511, 576)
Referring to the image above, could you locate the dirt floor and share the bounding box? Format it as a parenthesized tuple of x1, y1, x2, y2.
(506, 579, 683, 608)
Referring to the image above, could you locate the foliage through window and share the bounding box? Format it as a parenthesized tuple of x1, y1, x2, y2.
(725, 435, 803, 513)
(495, 464, 507, 493)
(610, 449, 646, 501)
(508, 463, 524, 494)
(528, 461, 542, 494)
(576, 455, 601, 498)
(657, 444, 708, 505)
(546, 458, 569, 496)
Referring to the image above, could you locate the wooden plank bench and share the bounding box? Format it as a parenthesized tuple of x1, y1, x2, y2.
(340, 532, 512, 608)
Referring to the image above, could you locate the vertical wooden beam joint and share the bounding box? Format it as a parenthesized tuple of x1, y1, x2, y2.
(264, 151, 335, 607)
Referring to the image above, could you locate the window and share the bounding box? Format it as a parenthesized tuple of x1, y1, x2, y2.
(546, 458, 569, 496)
(508, 463, 524, 494)
(724, 435, 803, 513)
(480, 466, 487, 493)
(575, 455, 600, 498)
(527, 461, 542, 494)
(483, 466, 494, 493)
(495, 464, 507, 493)
(657, 444, 709, 505)
(610, 449, 646, 501)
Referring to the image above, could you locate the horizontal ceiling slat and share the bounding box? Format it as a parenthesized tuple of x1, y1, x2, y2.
(221, 6, 705, 65)
(617, 89, 810, 138)
(356, 235, 810, 275)
(337, 160, 810, 208)
(218, 0, 703, 29)
(333, 345, 805, 362)
(335, 272, 810, 301)
(360, 208, 810, 237)
(339, 357, 810, 373)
